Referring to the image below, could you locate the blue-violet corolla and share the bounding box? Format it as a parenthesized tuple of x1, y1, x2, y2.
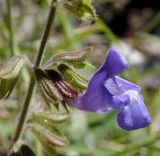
(68, 48, 151, 131)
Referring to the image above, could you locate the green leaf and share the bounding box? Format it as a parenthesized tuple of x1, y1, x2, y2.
(64, 0, 96, 22)
(58, 63, 87, 92)
(31, 124, 68, 147)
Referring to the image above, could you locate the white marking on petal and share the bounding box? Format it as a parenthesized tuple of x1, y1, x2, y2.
(105, 78, 125, 95)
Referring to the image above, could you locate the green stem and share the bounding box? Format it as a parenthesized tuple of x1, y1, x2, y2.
(10, 0, 57, 149)
(6, 0, 15, 56)
(35, 0, 57, 66)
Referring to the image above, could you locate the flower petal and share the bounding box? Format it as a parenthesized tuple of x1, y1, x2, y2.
(105, 76, 141, 96)
(117, 90, 151, 131)
(110, 94, 130, 110)
(103, 48, 129, 77)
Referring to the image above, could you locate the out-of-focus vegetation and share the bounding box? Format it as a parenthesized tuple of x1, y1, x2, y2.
(0, 0, 160, 155)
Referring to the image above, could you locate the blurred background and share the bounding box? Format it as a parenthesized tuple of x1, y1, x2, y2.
(0, 0, 160, 155)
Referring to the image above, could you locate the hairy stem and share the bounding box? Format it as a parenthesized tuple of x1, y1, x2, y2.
(6, 0, 15, 56)
(10, 0, 57, 149)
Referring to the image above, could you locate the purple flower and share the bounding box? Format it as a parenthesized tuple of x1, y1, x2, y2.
(68, 48, 151, 130)
(105, 76, 151, 130)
